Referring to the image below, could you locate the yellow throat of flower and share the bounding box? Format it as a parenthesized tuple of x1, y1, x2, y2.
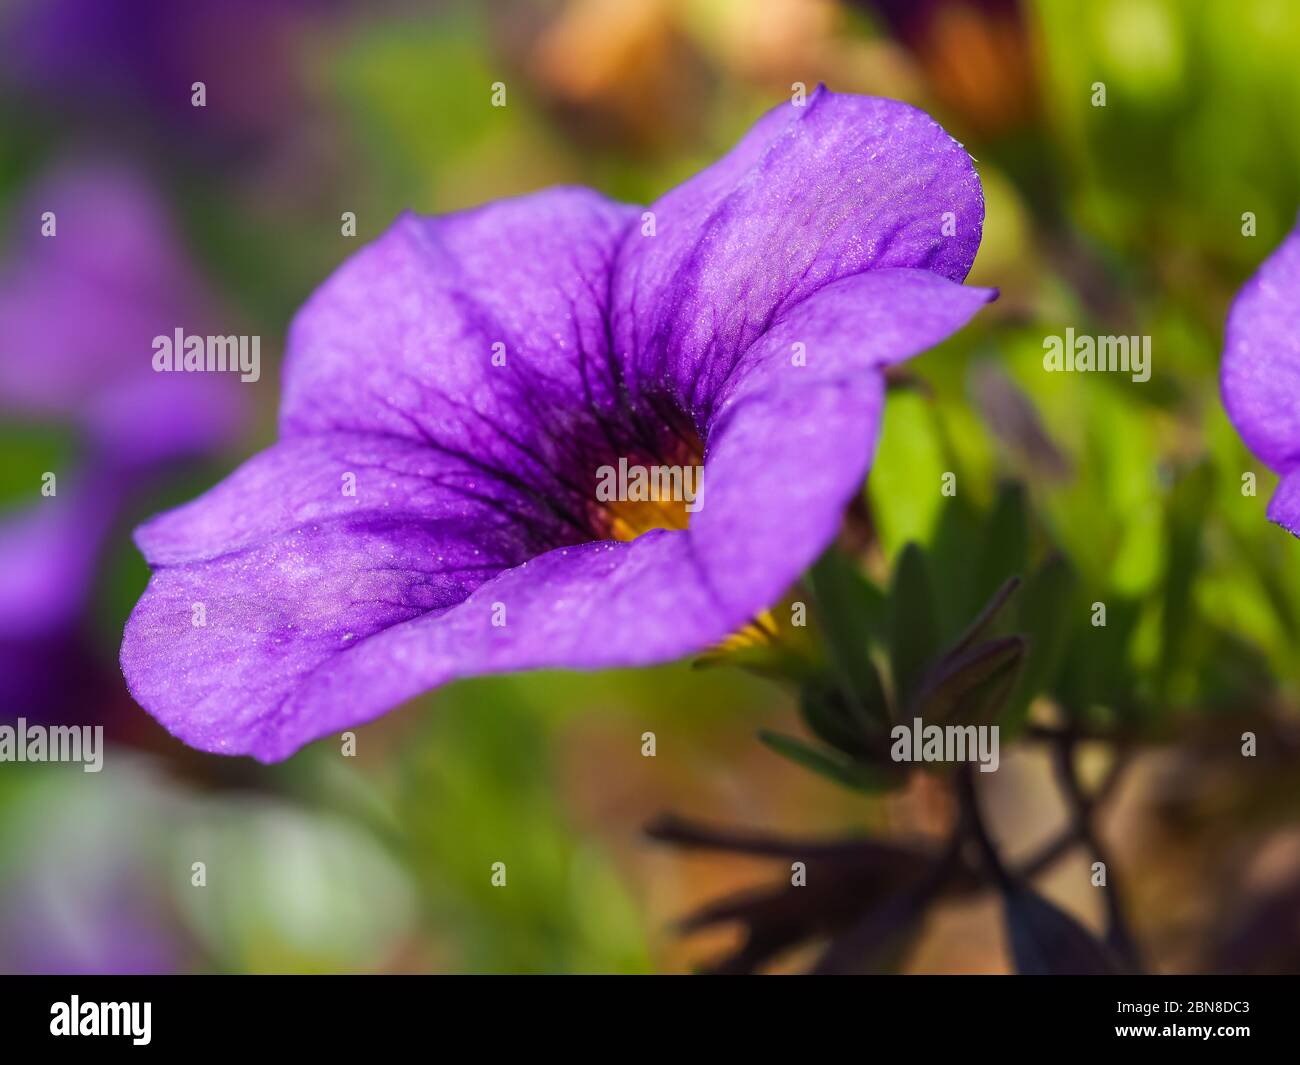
(603, 494, 694, 541)
(591, 435, 705, 542)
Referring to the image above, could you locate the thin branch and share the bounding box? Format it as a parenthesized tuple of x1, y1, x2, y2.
(644, 812, 930, 863)
(955, 763, 1014, 890)
(1015, 746, 1132, 880)
(1049, 735, 1144, 972)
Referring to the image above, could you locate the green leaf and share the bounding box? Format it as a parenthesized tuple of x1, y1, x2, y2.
(1004, 553, 1078, 731)
(970, 482, 1029, 615)
(798, 681, 876, 759)
(808, 550, 890, 725)
(929, 493, 982, 638)
(915, 637, 1026, 727)
(867, 391, 947, 555)
(950, 576, 1022, 654)
(1055, 597, 1141, 722)
(1159, 462, 1213, 691)
(889, 543, 941, 715)
(757, 731, 900, 794)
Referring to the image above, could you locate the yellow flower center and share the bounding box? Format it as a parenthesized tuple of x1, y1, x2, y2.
(590, 432, 705, 542)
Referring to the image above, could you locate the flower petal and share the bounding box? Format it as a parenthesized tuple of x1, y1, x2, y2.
(133, 433, 566, 567)
(278, 187, 642, 499)
(125, 525, 737, 762)
(120, 433, 562, 756)
(1266, 469, 1300, 537)
(692, 269, 996, 614)
(123, 270, 991, 761)
(1222, 224, 1300, 472)
(611, 87, 985, 420)
(232, 533, 738, 762)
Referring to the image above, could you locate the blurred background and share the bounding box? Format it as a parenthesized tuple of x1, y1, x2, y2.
(1, 0, 1299, 974)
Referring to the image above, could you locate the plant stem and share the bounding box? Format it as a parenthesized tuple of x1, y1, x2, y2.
(1049, 734, 1145, 972)
(955, 763, 1014, 890)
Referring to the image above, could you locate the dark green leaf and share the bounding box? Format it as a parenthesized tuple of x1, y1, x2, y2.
(1003, 553, 1078, 731)
(1160, 462, 1212, 691)
(970, 482, 1029, 616)
(798, 681, 877, 759)
(757, 731, 900, 794)
(916, 637, 1026, 727)
(950, 576, 1021, 654)
(808, 549, 890, 724)
(1054, 597, 1141, 721)
(930, 495, 982, 637)
(889, 542, 941, 715)
(1003, 884, 1122, 974)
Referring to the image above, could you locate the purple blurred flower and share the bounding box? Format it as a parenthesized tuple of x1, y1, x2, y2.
(3, 0, 339, 150)
(122, 88, 993, 762)
(0, 160, 243, 466)
(0, 479, 116, 717)
(0, 161, 243, 720)
(1221, 225, 1300, 537)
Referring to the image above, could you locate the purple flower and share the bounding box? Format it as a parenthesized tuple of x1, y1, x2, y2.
(0, 159, 243, 467)
(1222, 224, 1300, 537)
(121, 88, 994, 762)
(0, 161, 243, 721)
(0, 478, 117, 718)
(3, 0, 341, 150)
